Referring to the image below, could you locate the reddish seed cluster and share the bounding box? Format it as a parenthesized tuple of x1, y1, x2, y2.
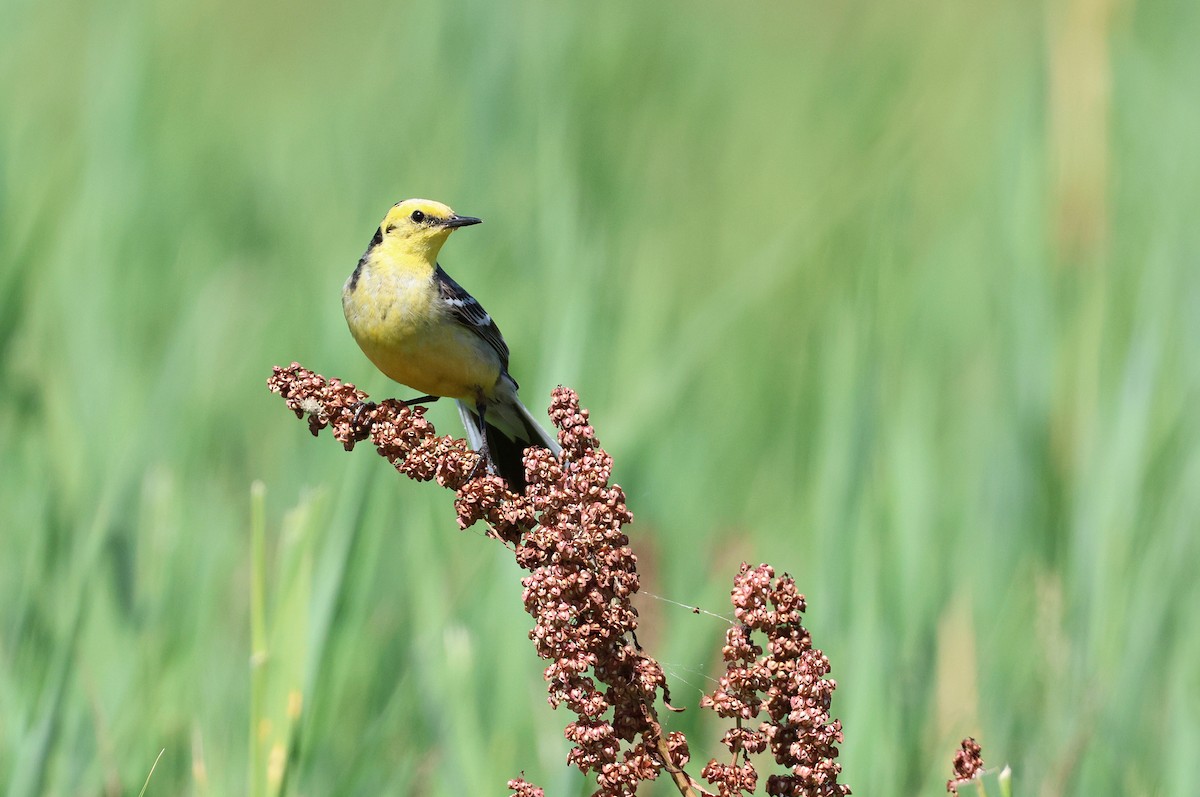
(506, 775, 545, 797)
(701, 564, 850, 797)
(700, 761, 759, 796)
(269, 364, 473, 480)
(268, 366, 689, 794)
(269, 364, 852, 797)
(514, 388, 694, 795)
(267, 364, 535, 539)
(946, 738, 984, 794)
(266, 363, 371, 447)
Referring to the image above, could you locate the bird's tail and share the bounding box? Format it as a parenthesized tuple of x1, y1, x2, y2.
(457, 395, 561, 492)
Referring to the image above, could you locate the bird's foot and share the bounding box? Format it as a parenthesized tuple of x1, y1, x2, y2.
(351, 400, 378, 429)
(467, 438, 493, 482)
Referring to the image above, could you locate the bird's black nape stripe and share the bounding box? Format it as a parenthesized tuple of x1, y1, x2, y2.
(348, 227, 384, 292)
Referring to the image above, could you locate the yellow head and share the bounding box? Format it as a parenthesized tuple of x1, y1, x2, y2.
(373, 198, 482, 263)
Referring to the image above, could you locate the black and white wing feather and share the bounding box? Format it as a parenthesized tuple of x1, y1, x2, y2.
(435, 264, 560, 489)
(434, 264, 511, 375)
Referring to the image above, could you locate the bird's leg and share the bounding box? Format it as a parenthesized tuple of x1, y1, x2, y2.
(469, 402, 493, 480)
(353, 394, 436, 430)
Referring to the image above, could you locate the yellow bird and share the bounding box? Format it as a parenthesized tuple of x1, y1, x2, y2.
(342, 198, 561, 490)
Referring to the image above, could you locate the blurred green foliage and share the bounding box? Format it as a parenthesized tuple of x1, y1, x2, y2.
(2, 0, 1198, 794)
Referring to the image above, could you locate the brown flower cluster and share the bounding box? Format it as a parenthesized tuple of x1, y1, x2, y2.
(267, 363, 534, 539)
(701, 564, 850, 797)
(269, 364, 852, 797)
(506, 775, 545, 797)
(510, 390, 697, 796)
(268, 365, 692, 793)
(946, 738, 984, 794)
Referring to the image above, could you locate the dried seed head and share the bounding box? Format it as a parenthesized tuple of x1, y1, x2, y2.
(946, 738, 984, 794)
(270, 368, 673, 793)
(270, 367, 853, 797)
(506, 775, 545, 797)
(703, 564, 850, 797)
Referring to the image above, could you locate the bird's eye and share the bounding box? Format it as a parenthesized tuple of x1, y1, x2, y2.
(410, 210, 425, 223)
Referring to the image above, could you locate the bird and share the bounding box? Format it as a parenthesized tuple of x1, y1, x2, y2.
(342, 198, 561, 491)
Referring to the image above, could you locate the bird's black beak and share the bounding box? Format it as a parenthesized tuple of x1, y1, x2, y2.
(442, 215, 482, 228)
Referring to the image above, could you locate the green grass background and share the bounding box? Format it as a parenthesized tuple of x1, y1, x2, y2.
(2, 0, 1198, 794)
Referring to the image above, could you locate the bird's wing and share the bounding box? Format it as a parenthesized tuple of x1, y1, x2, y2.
(434, 264, 512, 374)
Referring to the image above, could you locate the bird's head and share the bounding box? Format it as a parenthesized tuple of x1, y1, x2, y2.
(375, 198, 481, 262)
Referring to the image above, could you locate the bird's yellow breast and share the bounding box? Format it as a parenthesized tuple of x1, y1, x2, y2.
(342, 256, 500, 400)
